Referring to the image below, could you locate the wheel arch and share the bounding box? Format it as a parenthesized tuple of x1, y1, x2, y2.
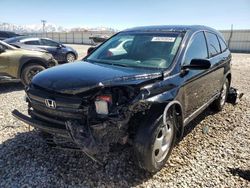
(163, 100, 184, 141)
(18, 59, 47, 78)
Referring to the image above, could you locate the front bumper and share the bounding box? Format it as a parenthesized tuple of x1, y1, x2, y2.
(12, 109, 109, 154)
(12, 109, 69, 138)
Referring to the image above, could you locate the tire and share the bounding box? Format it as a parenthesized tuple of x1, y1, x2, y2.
(20, 64, 45, 86)
(211, 79, 229, 111)
(134, 107, 177, 172)
(66, 53, 76, 63)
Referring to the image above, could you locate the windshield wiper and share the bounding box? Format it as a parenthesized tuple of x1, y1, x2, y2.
(87, 59, 130, 67)
(87, 59, 113, 65)
(111, 63, 129, 67)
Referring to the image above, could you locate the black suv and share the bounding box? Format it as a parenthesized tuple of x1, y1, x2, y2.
(13, 25, 231, 172)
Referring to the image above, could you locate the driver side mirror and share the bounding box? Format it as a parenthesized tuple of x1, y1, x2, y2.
(57, 44, 63, 49)
(0, 46, 5, 53)
(182, 59, 211, 70)
(180, 59, 211, 76)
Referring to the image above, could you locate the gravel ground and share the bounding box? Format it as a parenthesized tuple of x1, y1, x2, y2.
(0, 47, 249, 187)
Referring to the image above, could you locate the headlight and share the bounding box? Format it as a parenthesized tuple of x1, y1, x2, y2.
(95, 95, 112, 115)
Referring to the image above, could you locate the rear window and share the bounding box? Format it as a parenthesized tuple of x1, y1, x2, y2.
(218, 37, 228, 52)
(205, 32, 221, 57)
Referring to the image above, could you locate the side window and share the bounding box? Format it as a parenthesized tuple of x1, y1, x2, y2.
(184, 32, 208, 65)
(218, 37, 227, 52)
(24, 40, 40, 45)
(41, 39, 59, 47)
(205, 32, 221, 57)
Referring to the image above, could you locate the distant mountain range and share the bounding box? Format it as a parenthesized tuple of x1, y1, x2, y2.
(0, 22, 118, 33)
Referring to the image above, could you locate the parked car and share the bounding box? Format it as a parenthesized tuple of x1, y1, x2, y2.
(89, 35, 110, 44)
(0, 40, 57, 85)
(4, 36, 78, 63)
(13, 25, 232, 172)
(0, 31, 20, 40)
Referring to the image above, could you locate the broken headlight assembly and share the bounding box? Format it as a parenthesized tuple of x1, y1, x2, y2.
(95, 95, 112, 115)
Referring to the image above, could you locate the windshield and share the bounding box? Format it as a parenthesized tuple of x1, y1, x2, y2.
(87, 32, 183, 69)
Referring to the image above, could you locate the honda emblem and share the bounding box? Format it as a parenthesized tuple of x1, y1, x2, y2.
(45, 99, 56, 109)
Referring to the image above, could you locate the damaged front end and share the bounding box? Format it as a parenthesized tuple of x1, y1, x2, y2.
(64, 85, 150, 155)
(12, 76, 156, 161)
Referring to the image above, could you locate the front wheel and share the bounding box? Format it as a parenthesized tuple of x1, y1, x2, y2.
(134, 107, 177, 172)
(20, 64, 45, 86)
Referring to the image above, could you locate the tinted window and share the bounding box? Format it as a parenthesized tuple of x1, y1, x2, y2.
(41, 39, 59, 47)
(184, 32, 208, 65)
(218, 37, 227, 52)
(206, 32, 221, 57)
(24, 40, 40, 45)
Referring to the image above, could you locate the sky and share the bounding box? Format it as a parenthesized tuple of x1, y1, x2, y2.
(0, 0, 250, 30)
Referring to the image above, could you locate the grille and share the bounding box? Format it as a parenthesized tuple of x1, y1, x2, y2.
(27, 86, 88, 122)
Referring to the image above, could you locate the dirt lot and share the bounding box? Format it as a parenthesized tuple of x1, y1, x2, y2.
(0, 45, 249, 187)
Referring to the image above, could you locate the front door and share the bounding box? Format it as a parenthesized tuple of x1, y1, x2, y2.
(181, 31, 212, 118)
(40, 39, 62, 61)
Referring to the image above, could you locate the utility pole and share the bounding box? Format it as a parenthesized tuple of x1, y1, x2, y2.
(41, 20, 47, 33)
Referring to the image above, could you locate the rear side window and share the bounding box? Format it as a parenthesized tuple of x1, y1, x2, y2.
(183, 32, 208, 65)
(205, 32, 221, 57)
(218, 37, 227, 52)
(24, 40, 40, 45)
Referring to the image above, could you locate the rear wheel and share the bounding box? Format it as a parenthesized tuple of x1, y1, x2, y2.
(20, 64, 45, 86)
(66, 53, 76, 63)
(211, 79, 229, 111)
(134, 107, 177, 172)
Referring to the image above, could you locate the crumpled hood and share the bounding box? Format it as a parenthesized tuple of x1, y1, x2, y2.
(31, 61, 162, 94)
